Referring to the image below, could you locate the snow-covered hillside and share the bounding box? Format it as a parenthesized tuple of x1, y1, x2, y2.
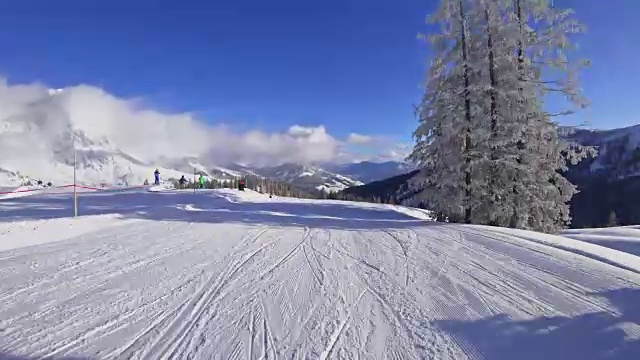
(0, 189, 639, 359)
(569, 124, 640, 179)
(0, 84, 224, 187)
(246, 163, 364, 192)
(325, 160, 415, 184)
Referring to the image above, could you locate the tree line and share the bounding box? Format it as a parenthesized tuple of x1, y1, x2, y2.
(166, 173, 317, 199)
(324, 189, 399, 204)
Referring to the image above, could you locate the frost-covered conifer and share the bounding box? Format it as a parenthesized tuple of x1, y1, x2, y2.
(408, 0, 487, 223)
(408, 0, 595, 232)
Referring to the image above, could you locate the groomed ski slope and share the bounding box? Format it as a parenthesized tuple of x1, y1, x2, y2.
(1, 189, 639, 359)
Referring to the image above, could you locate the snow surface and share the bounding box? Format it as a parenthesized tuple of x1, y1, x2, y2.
(563, 226, 640, 257)
(470, 225, 640, 274)
(1, 190, 640, 359)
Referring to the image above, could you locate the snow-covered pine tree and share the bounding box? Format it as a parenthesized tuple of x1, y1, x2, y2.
(467, 0, 545, 227)
(505, 0, 595, 232)
(410, 0, 594, 232)
(468, 0, 519, 226)
(408, 0, 488, 223)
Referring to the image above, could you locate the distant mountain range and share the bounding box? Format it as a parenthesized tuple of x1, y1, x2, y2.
(324, 161, 415, 184)
(564, 125, 640, 227)
(206, 161, 412, 193)
(0, 146, 407, 194)
(566, 125, 640, 180)
(0, 110, 408, 193)
(0, 88, 410, 192)
(252, 164, 363, 192)
(342, 124, 640, 228)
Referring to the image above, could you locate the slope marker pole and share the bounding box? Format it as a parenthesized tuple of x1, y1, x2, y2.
(73, 135, 78, 217)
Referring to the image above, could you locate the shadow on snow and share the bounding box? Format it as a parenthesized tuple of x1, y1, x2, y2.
(0, 191, 436, 230)
(580, 240, 640, 258)
(433, 287, 640, 359)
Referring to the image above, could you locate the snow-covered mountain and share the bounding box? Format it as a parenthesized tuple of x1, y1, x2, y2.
(0, 84, 408, 191)
(160, 156, 244, 180)
(324, 160, 414, 184)
(221, 161, 413, 193)
(0, 86, 205, 187)
(0, 85, 270, 187)
(241, 163, 364, 193)
(561, 125, 640, 228)
(0, 124, 206, 187)
(222, 161, 414, 193)
(568, 124, 640, 179)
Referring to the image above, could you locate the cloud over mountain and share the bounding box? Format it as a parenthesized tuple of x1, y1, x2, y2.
(0, 77, 408, 181)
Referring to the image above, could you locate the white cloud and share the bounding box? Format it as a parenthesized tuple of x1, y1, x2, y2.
(343, 133, 412, 163)
(347, 133, 375, 144)
(0, 78, 348, 169)
(373, 145, 412, 162)
(0, 77, 407, 172)
(205, 125, 340, 166)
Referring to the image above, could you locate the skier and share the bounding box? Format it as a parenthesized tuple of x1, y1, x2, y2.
(154, 169, 160, 185)
(179, 175, 187, 189)
(198, 174, 205, 189)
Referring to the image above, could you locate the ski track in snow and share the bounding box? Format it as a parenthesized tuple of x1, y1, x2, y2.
(0, 189, 640, 359)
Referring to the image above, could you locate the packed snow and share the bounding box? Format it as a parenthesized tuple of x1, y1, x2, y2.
(563, 226, 640, 257)
(1, 189, 639, 359)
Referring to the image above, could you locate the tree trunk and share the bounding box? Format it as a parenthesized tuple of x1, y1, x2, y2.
(459, 0, 473, 224)
(510, 0, 525, 228)
(486, 4, 499, 225)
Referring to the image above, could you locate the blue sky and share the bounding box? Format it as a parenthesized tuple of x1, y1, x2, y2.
(0, 0, 637, 151)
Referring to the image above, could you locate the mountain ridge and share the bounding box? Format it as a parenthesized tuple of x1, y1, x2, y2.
(0, 121, 402, 192)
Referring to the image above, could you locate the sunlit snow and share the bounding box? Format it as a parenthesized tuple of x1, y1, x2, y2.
(0, 188, 639, 359)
